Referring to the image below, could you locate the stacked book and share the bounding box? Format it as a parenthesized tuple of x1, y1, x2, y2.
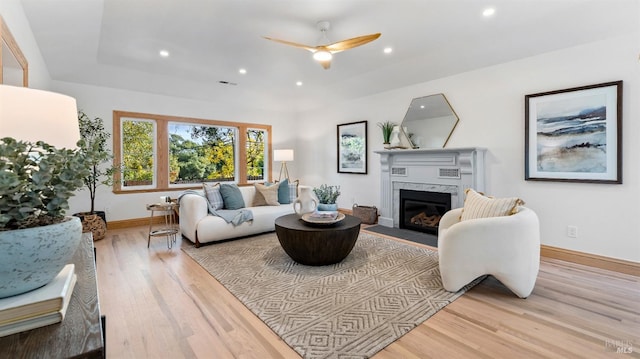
(309, 211, 339, 220)
(0, 264, 77, 337)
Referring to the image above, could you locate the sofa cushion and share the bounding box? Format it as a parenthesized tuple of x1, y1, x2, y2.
(220, 183, 245, 209)
(203, 183, 223, 210)
(461, 188, 524, 221)
(275, 178, 290, 204)
(253, 182, 280, 206)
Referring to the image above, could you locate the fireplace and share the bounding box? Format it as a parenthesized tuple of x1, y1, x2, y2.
(399, 189, 451, 235)
(374, 147, 485, 229)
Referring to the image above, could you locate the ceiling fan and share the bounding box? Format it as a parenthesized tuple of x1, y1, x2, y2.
(264, 21, 381, 69)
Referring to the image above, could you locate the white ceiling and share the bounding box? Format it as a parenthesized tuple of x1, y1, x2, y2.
(20, 0, 638, 112)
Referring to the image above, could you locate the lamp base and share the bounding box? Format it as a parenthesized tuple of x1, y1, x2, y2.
(278, 162, 290, 182)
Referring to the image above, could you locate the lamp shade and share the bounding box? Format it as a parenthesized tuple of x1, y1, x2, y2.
(0, 85, 80, 149)
(273, 149, 294, 162)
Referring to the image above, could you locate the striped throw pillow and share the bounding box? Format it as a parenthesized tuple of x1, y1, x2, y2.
(203, 182, 224, 210)
(288, 180, 299, 203)
(460, 188, 524, 221)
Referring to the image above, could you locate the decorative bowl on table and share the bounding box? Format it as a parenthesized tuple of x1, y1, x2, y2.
(301, 212, 345, 227)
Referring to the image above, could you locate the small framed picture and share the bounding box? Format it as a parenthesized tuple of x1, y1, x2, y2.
(337, 121, 368, 174)
(525, 81, 622, 183)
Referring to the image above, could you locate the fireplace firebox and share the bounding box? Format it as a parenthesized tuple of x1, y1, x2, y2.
(399, 189, 451, 235)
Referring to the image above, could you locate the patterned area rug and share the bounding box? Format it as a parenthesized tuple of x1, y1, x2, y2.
(183, 231, 480, 359)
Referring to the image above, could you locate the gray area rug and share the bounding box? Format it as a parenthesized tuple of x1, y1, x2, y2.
(183, 231, 479, 359)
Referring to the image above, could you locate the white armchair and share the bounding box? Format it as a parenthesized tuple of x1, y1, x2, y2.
(438, 206, 540, 298)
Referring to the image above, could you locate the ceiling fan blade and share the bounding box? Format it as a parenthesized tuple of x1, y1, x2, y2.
(263, 36, 317, 52)
(325, 33, 381, 53)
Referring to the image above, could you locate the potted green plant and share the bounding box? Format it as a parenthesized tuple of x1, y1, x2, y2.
(0, 137, 90, 298)
(313, 184, 341, 211)
(377, 121, 395, 146)
(75, 111, 117, 240)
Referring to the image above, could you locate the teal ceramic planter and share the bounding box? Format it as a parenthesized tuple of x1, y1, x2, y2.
(317, 203, 338, 212)
(0, 216, 82, 298)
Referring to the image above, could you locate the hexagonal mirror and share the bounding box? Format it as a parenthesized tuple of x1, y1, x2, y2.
(400, 94, 459, 148)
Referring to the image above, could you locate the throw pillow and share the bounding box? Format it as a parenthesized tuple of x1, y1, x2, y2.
(202, 183, 223, 210)
(277, 178, 290, 204)
(219, 183, 245, 210)
(288, 179, 299, 203)
(253, 182, 280, 206)
(460, 188, 524, 221)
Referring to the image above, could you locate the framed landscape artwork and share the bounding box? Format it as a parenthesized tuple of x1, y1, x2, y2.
(525, 81, 622, 184)
(337, 121, 368, 174)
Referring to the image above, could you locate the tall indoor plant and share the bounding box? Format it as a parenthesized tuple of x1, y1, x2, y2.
(77, 111, 116, 217)
(0, 137, 90, 298)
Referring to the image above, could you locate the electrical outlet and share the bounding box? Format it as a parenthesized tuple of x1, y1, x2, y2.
(567, 225, 578, 238)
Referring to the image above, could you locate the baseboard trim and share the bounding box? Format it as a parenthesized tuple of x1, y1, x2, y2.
(107, 216, 164, 230)
(541, 245, 639, 277)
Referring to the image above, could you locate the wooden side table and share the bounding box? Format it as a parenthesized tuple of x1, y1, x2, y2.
(146, 202, 179, 249)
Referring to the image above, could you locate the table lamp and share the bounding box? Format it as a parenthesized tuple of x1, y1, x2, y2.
(0, 84, 80, 148)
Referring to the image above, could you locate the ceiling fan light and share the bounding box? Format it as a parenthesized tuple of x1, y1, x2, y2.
(313, 50, 333, 62)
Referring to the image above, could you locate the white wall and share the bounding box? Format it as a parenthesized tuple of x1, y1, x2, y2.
(5, 0, 638, 262)
(53, 81, 298, 222)
(297, 33, 640, 263)
(0, 0, 51, 89)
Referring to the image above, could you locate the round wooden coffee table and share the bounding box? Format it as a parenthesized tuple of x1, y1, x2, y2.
(274, 214, 361, 266)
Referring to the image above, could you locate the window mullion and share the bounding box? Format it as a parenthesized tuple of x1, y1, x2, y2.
(157, 119, 169, 188)
(237, 125, 247, 184)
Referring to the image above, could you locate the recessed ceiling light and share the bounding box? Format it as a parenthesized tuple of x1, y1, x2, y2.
(159, 49, 170, 58)
(482, 8, 496, 17)
(296, 81, 303, 87)
(239, 68, 247, 74)
(383, 47, 393, 54)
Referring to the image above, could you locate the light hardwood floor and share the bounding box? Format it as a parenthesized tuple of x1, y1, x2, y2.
(95, 227, 640, 358)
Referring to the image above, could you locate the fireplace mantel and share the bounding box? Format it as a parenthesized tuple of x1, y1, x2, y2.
(374, 147, 486, 228)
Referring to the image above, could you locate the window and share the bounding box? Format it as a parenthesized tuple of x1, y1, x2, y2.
(246, 129, 266, 181)
(169, 123, 236, 184)
(121, 119, 156, 189)
(113, 111, 272, 193)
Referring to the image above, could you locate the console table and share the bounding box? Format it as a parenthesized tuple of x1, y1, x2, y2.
(0, 233, 105, 358)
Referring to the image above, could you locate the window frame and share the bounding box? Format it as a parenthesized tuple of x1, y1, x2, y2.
(113, 110, 272, 193)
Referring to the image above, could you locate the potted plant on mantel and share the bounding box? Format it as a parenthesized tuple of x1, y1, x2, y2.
(0, 137, 90, 298)
(313, 184, 341, 211)
(74, 111, 117, 241)
(377, 121, 395, 148)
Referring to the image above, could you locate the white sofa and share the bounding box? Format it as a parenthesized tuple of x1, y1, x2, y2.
(179, 186, 295, 247)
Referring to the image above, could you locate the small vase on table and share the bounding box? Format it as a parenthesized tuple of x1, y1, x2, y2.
(293, 186, 318, 217)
